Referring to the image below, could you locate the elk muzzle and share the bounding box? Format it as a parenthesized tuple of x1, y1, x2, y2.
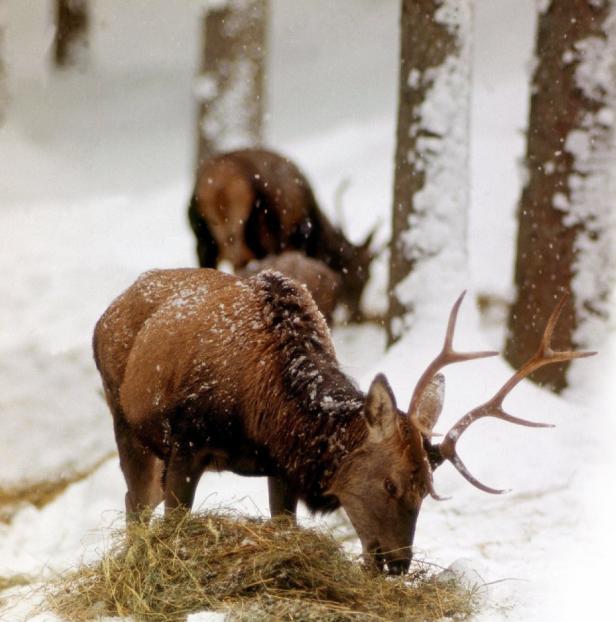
(367, 542, 412, 575)
(387, 556, 411, 576)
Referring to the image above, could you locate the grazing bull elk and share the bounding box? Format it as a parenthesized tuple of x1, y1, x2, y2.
(93, 269, 593, 574)
(188, 148, 374, 320)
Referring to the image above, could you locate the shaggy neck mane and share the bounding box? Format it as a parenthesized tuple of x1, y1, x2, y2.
(253, 271, 368, 512)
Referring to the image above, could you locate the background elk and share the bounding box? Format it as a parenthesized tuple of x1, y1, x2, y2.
(238, 251, 342, 324)
(93, 269, 592, 574)
(188, 148, 375, 321)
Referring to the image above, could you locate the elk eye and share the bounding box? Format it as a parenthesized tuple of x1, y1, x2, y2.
(384, 478, 397, 497)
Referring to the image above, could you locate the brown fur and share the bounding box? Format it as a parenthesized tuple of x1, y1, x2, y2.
(238, 252, 342, 324)
(93, 268, 433, 574)
(187, 148, 374, 320)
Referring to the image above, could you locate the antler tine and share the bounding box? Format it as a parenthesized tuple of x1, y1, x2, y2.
(427, 475, 451, 501)
(541, 291, 568, 350)
(407, 291, 498, 423)
(491, 292, 596, 406)
(419, 451, 451, 501)
(438, 292, 597, 494)
(442, 291, 500, 365)
(448, 450, 509, 495)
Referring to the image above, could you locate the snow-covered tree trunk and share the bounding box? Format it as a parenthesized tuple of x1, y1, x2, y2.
(505, 0, 616, 391)
(386, 0, 473, 346)
(54, 0, 89, 69)
(0, 1, 7, 126)
(195, 0, 268, 169)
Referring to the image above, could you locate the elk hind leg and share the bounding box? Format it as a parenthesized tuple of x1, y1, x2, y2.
(113, 415, 164, 523)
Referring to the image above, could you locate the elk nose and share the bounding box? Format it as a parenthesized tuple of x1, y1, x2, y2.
(387, 557, 411, 576)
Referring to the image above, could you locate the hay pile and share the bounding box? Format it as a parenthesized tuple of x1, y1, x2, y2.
(0, 453, 114, 523)
(46, 511, 477, 621)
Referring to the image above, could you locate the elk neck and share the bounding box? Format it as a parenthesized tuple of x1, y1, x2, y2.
(248, 270, 368, 512)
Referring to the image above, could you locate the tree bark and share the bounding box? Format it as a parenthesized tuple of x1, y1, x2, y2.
(505, 0, 616, 391)
(54, 0, 89, 69)
(195, 0, 268, 169)
(386, 0, 473, 345)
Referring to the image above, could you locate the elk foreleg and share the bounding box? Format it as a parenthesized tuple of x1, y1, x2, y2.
(268, 476, 298, 518)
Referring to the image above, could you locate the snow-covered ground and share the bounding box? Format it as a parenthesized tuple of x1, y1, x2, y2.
(1, 1, 615, 620)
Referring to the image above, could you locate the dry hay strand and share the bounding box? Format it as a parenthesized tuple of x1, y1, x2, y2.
(0, 575, 33, 592)
(0, 452, 115, 523)
(45, 510, 477, 621)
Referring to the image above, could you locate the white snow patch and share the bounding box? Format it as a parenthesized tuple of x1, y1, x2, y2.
(559, 12, 616, 351)
(436, 558, 485, 592)
(407, 68, 420, 89)
(552, 191, 569, 211)
(187, 612, 227, 622)
(193, 73, 218, 101)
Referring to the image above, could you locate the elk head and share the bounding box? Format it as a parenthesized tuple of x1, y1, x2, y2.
(196, 162, 255, 267)
(329, 291, 594, 574)
(338, 227, 377, 322)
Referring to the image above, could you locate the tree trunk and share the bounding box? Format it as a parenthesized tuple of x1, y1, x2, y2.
(505, 0, 616, 391)
(386, 0, 473, 345)
(195, 0, 268, 169)
(54, 0, 89, 69)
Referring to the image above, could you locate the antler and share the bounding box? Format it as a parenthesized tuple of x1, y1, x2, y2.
(407, 291, 498, 426)
(436, 292, 596, 494)
(407, 291, 498, 499)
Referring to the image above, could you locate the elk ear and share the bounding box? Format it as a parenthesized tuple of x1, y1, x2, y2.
(364, 374, 399, 443)
(416, 373, 445, 435)
(360, 223, 379, 252)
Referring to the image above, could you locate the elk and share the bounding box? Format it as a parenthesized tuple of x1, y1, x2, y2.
(238, 251, 342, 324)
(93, 268, 593, 574)
(188, 148, 374, 320)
